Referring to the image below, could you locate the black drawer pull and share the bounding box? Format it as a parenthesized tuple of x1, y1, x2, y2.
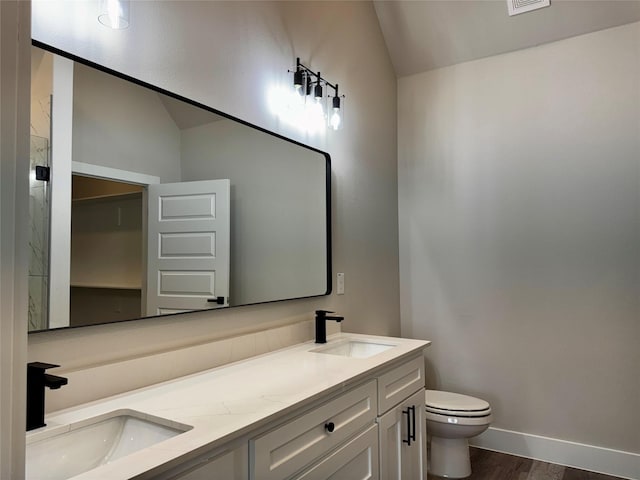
(324, 422, 335, 433)
(207, 296, 225, 305)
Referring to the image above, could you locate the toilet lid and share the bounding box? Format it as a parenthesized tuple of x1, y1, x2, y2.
(425, 390, 490, 412)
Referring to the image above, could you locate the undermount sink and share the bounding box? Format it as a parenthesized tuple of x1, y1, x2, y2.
(311, 339, 396, 359)
(26, 410, 191, 480)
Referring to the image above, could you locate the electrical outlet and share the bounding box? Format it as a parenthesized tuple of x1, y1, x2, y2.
(336, 273, 345, 295)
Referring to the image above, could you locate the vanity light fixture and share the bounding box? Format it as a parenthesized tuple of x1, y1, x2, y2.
(290, 58, 345, 131)
(98, 0, 130, 30)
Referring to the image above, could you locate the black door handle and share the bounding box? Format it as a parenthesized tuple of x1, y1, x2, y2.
(403, 405, 417, 446)
(207, 296, 225, 305)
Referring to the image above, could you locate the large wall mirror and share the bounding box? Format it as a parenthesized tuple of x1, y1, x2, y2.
(29, 42, 331, 333)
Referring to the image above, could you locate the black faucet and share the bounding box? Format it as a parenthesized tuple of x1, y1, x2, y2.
(27, 362, 68, 431)
(315, 310, 344, 344)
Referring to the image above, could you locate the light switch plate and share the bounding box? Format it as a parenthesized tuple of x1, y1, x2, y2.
(336, 273, 345, 295)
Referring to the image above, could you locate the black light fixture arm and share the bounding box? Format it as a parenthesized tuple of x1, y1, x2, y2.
(290, 57, 343, 99)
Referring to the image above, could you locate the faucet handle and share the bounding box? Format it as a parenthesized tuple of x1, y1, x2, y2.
(315, 309, 334, 315)
(28, 362, 60, 369)
(27, 362, 60, 371)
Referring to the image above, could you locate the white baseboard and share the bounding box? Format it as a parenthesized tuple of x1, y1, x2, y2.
(470, 427, 640, 480)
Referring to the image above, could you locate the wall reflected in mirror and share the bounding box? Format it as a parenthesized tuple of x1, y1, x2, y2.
(29, 44, 331, 333)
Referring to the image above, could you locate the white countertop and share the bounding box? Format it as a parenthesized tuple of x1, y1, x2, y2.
(28, 333, 430, 479)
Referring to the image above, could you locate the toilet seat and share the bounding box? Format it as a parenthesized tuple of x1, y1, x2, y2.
(426, 405, 491, 417)
(425, 390, 492, 418)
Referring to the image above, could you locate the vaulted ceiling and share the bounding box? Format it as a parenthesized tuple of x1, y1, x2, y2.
(374, 0, 640, 77)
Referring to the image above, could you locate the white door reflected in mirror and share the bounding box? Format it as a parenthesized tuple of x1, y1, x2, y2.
(147, 179, 230, 314)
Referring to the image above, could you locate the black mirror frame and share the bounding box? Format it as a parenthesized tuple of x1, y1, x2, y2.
(29, 39, 332, 333)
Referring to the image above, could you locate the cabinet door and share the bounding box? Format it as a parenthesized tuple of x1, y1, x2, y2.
(294, 424, 379, 480)
(169, 444, 248, 480)
(378, 403, 402, 479)
(378, 389, 426, 480)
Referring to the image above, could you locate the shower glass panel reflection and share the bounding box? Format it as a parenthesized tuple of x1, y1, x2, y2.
(29, 135, 51, 331)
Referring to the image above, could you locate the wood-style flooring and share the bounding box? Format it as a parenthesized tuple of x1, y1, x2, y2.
(427, 447, 626, 480)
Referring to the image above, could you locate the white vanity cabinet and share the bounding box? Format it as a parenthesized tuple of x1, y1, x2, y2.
(165, 353, 426, 480)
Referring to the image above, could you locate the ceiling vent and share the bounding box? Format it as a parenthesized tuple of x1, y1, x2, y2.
(507, 0, 550, 16)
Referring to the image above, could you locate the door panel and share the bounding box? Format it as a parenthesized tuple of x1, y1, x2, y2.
(158, 271, 215, 295)
(160, 194, 216, 219)
(147, 179, 230, 314)
(160, 232, 216, 258)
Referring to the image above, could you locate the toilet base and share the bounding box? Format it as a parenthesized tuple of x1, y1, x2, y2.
(429, 436, 471, 478)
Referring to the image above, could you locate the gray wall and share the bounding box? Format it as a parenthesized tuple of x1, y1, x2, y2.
(398, 22, 640, 453)
(73, 63, 181, 183)
(29, 1, 399, 383)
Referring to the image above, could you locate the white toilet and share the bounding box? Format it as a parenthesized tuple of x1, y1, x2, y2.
(425, 390, 492, 478)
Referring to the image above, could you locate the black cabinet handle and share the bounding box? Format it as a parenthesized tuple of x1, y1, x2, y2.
(325, 422, 335, 433)
(403, 407, 412, 445)
(410, 405, 416, 442)
(403, 405, 417, 446)
(207, 296, 225, 305)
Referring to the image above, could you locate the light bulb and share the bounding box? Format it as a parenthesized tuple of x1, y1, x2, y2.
(329, 95, 342, 130)
(330, 110, 341, 130)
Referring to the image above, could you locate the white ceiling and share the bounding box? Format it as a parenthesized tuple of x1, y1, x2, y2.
(374, 0, 640, 77)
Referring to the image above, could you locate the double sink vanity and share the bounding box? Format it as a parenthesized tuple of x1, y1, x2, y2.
(26, 333, 430, 480)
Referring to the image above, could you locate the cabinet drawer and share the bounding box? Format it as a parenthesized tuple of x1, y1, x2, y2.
(377, 356, 425, 415)
(294, 424, 379, 480)
(251, 380, 377, 480)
